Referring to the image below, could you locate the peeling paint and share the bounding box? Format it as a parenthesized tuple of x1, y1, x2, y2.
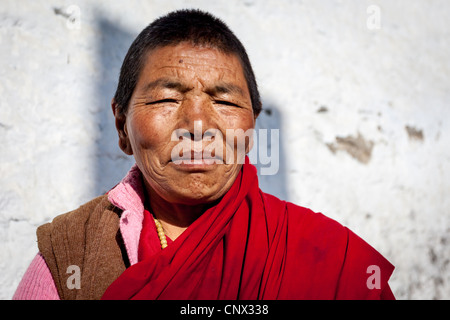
(317, 106, 329, 113)
(405, 126, 424, 141)
(326, 133, 374, 164)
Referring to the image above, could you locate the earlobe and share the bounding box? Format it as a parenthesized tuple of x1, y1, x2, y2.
(112, 99, 133, 155)
(246, 134, 254, 155)
(118, 125, 133, 155)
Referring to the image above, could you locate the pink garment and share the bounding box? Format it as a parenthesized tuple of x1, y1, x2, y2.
(12, 253, 59, 300)
(13, 165, 146, 300)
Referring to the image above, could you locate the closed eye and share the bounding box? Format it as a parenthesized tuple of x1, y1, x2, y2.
(214, 100, 243, 108)
(145, 98, 178, 105)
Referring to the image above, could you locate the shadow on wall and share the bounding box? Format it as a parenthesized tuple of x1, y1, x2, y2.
(94, 17, 136, 195)
(250, 101, 288, 201)
(93, 16, 288, 201)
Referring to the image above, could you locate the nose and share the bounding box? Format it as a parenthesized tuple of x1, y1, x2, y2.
(177, 95, 217, 139)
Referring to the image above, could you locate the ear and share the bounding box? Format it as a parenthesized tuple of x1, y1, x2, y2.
(245, 136, 253, 155)
(246, 108, 260, 154)
(111, 98, 133, 155)
(253, 102, 262, 120)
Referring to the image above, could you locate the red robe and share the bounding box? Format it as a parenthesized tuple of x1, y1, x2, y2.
(102, 158, 394, 300)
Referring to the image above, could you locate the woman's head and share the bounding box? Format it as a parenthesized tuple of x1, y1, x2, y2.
(113, 10, 260, 206)
(113, 9, 261, 117)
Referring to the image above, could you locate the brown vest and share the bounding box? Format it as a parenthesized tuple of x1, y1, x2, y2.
(37, 195, 128, 300)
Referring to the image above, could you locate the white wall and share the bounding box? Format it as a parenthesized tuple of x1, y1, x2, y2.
(1, 0, 449, 299)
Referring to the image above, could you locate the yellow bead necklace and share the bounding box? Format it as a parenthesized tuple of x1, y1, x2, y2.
(154, 218, 168, 249)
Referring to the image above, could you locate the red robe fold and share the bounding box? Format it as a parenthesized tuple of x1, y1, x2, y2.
(102, 159, 394, 300)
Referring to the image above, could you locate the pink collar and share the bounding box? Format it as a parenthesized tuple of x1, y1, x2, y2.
(107, 164, 145, 265)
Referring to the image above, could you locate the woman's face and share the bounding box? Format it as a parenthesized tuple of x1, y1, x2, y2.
(115, 42, 256, 205)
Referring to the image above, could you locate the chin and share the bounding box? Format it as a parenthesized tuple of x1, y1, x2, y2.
(161, 181, 226, 206)
(160, 195, 217, 208)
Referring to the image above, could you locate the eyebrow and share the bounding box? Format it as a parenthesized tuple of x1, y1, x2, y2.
(143, 77, 246, 97)
(205, 82, 245, 97)
(143, 78, 191, 93)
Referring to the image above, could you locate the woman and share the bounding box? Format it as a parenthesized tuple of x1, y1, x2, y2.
(14, 9, 394, 300)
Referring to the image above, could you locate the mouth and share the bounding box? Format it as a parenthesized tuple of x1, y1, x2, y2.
(170, 151, 223, 171)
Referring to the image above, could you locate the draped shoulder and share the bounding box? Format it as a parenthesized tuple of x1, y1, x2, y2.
(265, 196, 395, 299)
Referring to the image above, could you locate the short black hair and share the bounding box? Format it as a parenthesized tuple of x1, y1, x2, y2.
(113, 9, 261, 116)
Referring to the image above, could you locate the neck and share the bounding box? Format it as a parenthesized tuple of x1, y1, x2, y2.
(144, 182, 216, 241)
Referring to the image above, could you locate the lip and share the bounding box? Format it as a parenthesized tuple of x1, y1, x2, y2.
(170, 151, 223, 171)
(170, 158, 222, 172)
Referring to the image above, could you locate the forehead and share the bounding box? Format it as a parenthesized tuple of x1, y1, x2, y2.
(138, 42, 247, 84)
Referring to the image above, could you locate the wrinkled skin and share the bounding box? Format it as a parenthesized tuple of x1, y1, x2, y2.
(113, 42, 257, 239)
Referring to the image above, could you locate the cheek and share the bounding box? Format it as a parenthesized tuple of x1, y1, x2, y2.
(222, 114, 255, 161)
(217, 107, 254, 129)
(127, 111, 173, 153)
